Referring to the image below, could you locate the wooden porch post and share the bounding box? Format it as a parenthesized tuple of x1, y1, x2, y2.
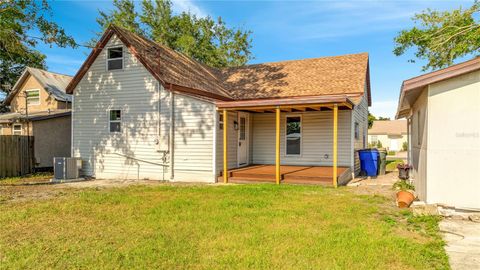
(223, 109, 228, 183)
(333, 104, 338, 188)
(275, 106, 281, 185)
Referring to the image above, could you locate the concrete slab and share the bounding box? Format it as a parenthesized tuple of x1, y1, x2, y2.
(440, 219, 480, 270)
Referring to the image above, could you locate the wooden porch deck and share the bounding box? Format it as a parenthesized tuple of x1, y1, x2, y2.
(219, 165, 350, 186)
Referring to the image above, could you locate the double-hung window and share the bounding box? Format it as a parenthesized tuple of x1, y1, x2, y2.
(286, 116, 301, 155)
(109, 110, 122, 133)
(107, 47, 123, 71)
(13, 124, 22, 135)
(26, 89, 40, 105)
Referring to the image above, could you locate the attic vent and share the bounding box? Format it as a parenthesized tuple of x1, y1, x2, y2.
(107, 47, 123, 70)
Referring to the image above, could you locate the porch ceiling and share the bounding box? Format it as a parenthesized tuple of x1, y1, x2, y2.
(216, 95, 354, 113)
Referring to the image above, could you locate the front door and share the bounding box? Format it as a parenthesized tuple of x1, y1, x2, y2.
(237, 112, 249, 167)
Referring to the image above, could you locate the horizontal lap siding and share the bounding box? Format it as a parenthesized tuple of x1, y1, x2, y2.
(251, 111, 352, 167)
(73, 35, 165, 180)
(173, 94, 215, 179)
(353, 95, 368, 175)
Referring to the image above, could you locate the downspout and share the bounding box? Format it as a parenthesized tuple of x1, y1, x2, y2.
(169, 84, 175, 180)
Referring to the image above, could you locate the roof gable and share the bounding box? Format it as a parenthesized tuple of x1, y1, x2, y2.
(397, 57, 480, 118)
(67, 25, 371, 104)
(4, 67, 72, 106)
(369, 120, 407, 135)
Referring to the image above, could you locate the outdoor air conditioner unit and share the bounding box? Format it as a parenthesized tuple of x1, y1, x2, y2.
(54, 157, 82, 180)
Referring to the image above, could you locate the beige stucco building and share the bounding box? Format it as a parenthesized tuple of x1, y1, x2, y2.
(368, 120, 407, 151)
(0, 67, 72, 168)
(396, 57, 480, 210)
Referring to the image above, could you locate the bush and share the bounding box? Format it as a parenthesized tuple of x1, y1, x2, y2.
(402, 141, 408, 151)
(376, 141, 383, 148)
(393, 180, 415, 191)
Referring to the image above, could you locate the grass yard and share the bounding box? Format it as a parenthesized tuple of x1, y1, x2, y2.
(0, 183, 449, 269)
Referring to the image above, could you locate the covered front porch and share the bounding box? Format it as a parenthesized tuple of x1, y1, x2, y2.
(216, 95, 356, 187)
(217, 165, 351, 185)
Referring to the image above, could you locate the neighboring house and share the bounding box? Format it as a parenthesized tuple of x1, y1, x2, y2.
(368, 120, 407, 151)
(67, 26, 371, 185)
(0, 67, 72, 168)
(396, 57, 480, 210)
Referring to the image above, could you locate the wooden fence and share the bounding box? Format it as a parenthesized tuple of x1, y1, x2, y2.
(0, 135, 35, 178)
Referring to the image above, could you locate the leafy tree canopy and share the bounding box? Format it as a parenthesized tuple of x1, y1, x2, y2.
(94, 0, 253, 68)
(0, 0, 76, 98)
(394, 1, 480, 71)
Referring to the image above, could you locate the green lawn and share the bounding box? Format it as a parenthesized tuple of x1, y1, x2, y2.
(0, 184, 449, 269)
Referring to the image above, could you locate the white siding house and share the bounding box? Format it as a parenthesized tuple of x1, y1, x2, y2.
(67, 26, 371, 185)
(397, 58, 480, 210)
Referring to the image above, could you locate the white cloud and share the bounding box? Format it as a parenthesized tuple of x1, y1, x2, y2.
(252, 1, 463, 41)
(171, 0, 208, 18)
(370, 100, 399, 119)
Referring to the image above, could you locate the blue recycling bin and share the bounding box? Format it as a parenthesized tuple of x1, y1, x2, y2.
(358, 149, 379, 177)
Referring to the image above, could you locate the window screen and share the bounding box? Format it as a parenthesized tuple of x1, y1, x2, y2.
(286, 116, 301, 155)
(107, 47, 123, 70)
(13, 124, 22, 135)
(109, 110, 122, 132)
(26, 90, 40, 105)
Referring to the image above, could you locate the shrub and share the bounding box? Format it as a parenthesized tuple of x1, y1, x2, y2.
(402, 141, 408, 151)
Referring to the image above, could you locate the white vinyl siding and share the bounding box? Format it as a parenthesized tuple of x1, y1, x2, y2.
(250, 110, 352, 167)
(172, 94, 216, 181)
(352, 94, 369, 175)
(72, 34, 215, 182)
(72, 34, 162, 180)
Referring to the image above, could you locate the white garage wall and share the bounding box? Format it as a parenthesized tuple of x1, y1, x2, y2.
(426, 70, 480, 210)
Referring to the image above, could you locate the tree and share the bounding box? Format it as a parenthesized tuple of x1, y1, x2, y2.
(368, 112, 376, 129)
(94, 0, 252, 68)
(394, 1, 480, 71)
(0, 0, 76, 99)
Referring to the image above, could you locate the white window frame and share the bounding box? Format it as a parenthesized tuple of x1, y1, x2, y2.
(106, 46, 124, 71)
(219, 113, 224, 130)
(13, 124, 22, 135)
(285, 114, 302, 157)
(109, 109, 122, 133)
(25, 89, 40, 106)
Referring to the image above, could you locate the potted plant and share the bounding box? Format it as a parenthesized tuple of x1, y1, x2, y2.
(393, 180, 415, 208)
(397, 163, 412, 180)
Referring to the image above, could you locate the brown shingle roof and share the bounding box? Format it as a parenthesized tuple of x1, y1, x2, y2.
(218, 53, 370, 102)
(369, 120, 407, 135)
(67, 26, 371, 105)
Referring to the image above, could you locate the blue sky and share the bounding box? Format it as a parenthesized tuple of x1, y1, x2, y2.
(35, 0, 474, 118)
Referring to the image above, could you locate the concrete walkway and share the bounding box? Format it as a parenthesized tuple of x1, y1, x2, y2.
(440, 219, 480, 269)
